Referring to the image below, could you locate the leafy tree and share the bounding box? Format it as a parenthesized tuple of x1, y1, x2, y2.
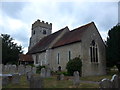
(106, 25, 120, 72)
(1, 34, 23, 64)
(66, 56, 82, 76)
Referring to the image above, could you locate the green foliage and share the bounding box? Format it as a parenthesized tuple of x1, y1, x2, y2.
(28, 64, 35, 67)
(66, 57, 82, 76)
(1, 34, 23, 64)
(36, 65, 46, 74)
(106, 25, 120, 72)
(56, 71, 69, 76)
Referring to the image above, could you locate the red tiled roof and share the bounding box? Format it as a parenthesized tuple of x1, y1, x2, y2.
(19, 54, 33, 62)
(27, 27, 69, 54)
(52, 22, 94, 48)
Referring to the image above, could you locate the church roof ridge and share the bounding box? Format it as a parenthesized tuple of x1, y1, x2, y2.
(52, 22, 94, 48)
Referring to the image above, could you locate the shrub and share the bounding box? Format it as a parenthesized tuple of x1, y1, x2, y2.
(36, 65, 46, 74)
(66, 56, 82, 76)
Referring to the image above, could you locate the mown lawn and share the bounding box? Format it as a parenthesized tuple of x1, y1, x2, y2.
(3, 75, 99, 88)
(2, 70, 119, 88)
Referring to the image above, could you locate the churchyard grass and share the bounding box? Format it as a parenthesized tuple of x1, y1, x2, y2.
(2, 69, 119, 88)
(3, 75, 29, 88)
(80, 75, 112, 82)
(3, 75, 99, 88)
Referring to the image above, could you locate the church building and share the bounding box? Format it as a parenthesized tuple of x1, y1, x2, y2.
(27, 19, 106, 76)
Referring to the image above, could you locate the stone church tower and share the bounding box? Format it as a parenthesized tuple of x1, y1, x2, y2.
(28, 19, 52, 50)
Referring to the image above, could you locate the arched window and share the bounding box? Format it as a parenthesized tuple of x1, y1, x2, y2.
(57, 53, 60, 64)
(36, 54, 39, 64)
(90, 40, 98, 63)
(43, 30, 46, 34)
(68, 51, 71, 61)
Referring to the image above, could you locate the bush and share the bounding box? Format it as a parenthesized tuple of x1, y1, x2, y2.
(36, 65, 46, 74)
(66, 57, 82, 76)
(55, 71, 68, 76)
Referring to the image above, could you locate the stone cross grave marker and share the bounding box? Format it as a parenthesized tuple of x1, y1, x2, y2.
(73, 71, 80, 87)
(29, 76, 44, 88)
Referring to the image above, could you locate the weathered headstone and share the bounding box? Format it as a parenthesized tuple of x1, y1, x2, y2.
(32, 67, 36, 74)
(111, 74, 119, 88)
(25, 65, 32, 73)
(4, 65, 9, 73)
(40, 68, 46, 78)
(12, 74, 20, 84)
(73, 71, 80, 87)
(46, 68, 51, 77)
(29, 76, 44, 88)
(60, 74, 64, 80)
(99, 78, 113, 88)
(2, 76, 9, 86)
(119, 76, 120, 88)
(26, 71, 33, 81)
(2, 64, 4, 73)
(18, 65, 25, 75)
(10, 65, 17, 74)
(57, 74, 61, 80)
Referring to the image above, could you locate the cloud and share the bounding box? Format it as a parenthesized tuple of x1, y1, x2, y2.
(1, 2, 27, 19)
(0, 1, 118, 53)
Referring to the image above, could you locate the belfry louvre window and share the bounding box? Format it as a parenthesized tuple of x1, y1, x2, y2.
(90, 40, 98, 63)
(43, 30, 46, 34)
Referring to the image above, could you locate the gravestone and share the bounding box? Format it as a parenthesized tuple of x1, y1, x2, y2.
(40, 68, 46, 78)
(46, 68, 51, 77)
(29, 76, 44, 88)
(12, 74, 20, 84)
(99, 78, 113, 88)
(2, 64, 4, 73)
(119, 76, 120, 88)
(57, 74, 61, 80)
(10, 65, 17, 74)
(4, 65, 9, 73)
(111, 74, 119, 88)
(32, 67, 36, 74)
(73, 71, 80, 87)
(25, 65, 32, 73)
(18, 65, 25, 75)
(2, 76, 9, 86)
(60, 74, 64, 80)
(26, 71, 33, 81)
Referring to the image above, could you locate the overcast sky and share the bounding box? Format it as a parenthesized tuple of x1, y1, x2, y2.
(0, 0, 119, 53)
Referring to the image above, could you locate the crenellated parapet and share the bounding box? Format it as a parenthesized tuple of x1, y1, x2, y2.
(32, 19, 52, 30)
